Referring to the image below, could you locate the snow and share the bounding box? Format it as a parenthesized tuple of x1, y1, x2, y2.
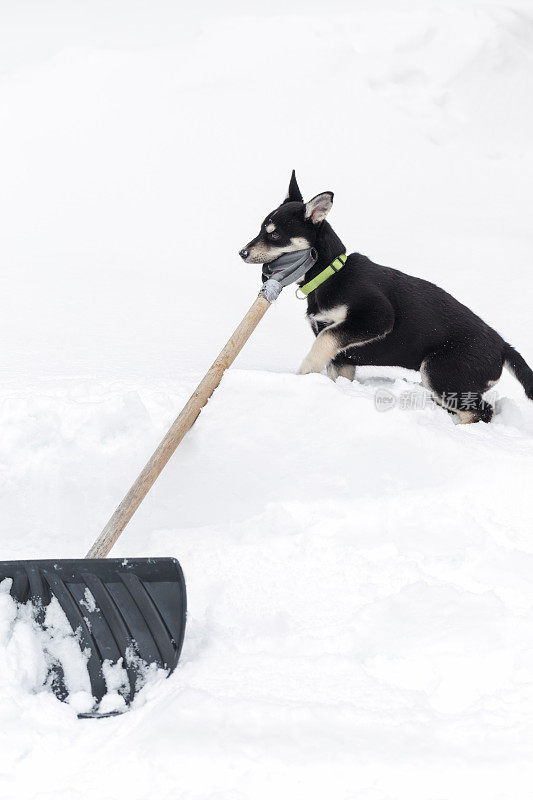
(1, 1, 533, 798)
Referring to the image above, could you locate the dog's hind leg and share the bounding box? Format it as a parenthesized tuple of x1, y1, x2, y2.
(456, 401, 493, 424)
(421, 350, 498, 424)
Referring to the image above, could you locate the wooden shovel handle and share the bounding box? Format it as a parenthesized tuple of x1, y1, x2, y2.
(86, 293, 271, 558)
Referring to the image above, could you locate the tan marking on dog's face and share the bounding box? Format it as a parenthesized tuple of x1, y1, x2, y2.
(243, 235, 312, 264)
(290, 236, 310, 250)
(242, 243, 289, 264)
(265, 222, 276, 233)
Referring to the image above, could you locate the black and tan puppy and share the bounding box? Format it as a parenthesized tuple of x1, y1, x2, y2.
(240, 171, 533, 423)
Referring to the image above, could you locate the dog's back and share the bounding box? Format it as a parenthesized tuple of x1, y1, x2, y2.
(328, 252, 506, 372)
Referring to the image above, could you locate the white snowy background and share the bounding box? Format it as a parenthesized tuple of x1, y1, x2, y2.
(1, 0, 533, 797)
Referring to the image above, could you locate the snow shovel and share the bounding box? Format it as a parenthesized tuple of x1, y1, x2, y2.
(0, 247, 316, 716)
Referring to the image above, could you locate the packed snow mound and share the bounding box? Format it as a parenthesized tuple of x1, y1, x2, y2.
(1, 370, 533, 799)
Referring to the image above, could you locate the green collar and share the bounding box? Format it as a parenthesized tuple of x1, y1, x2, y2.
(296, 253, 347, 298)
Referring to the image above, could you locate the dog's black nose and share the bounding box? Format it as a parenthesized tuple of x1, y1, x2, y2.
(239, 249, 249, 260)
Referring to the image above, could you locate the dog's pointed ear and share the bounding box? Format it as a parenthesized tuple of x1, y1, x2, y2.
(283, 169, 303, 204)
(304, 192, 334, 224)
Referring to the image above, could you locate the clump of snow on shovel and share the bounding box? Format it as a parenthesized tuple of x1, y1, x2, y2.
(99, 649, 168, 715)
(0, 577, 94, 713)
(0, 578, 166, 715)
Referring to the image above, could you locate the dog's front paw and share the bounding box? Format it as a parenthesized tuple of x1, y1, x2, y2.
(297, 358, 317, 375)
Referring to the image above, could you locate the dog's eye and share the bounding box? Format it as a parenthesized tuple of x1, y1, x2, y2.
(269, 231, 280, 240)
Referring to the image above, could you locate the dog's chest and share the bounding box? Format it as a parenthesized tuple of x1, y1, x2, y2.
(307, 304, 348, 328)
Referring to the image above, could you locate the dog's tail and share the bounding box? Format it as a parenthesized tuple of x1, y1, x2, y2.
(504, 343, 533, 399)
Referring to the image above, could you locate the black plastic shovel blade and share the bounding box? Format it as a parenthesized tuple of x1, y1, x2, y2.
(0, 557, 186, 716)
